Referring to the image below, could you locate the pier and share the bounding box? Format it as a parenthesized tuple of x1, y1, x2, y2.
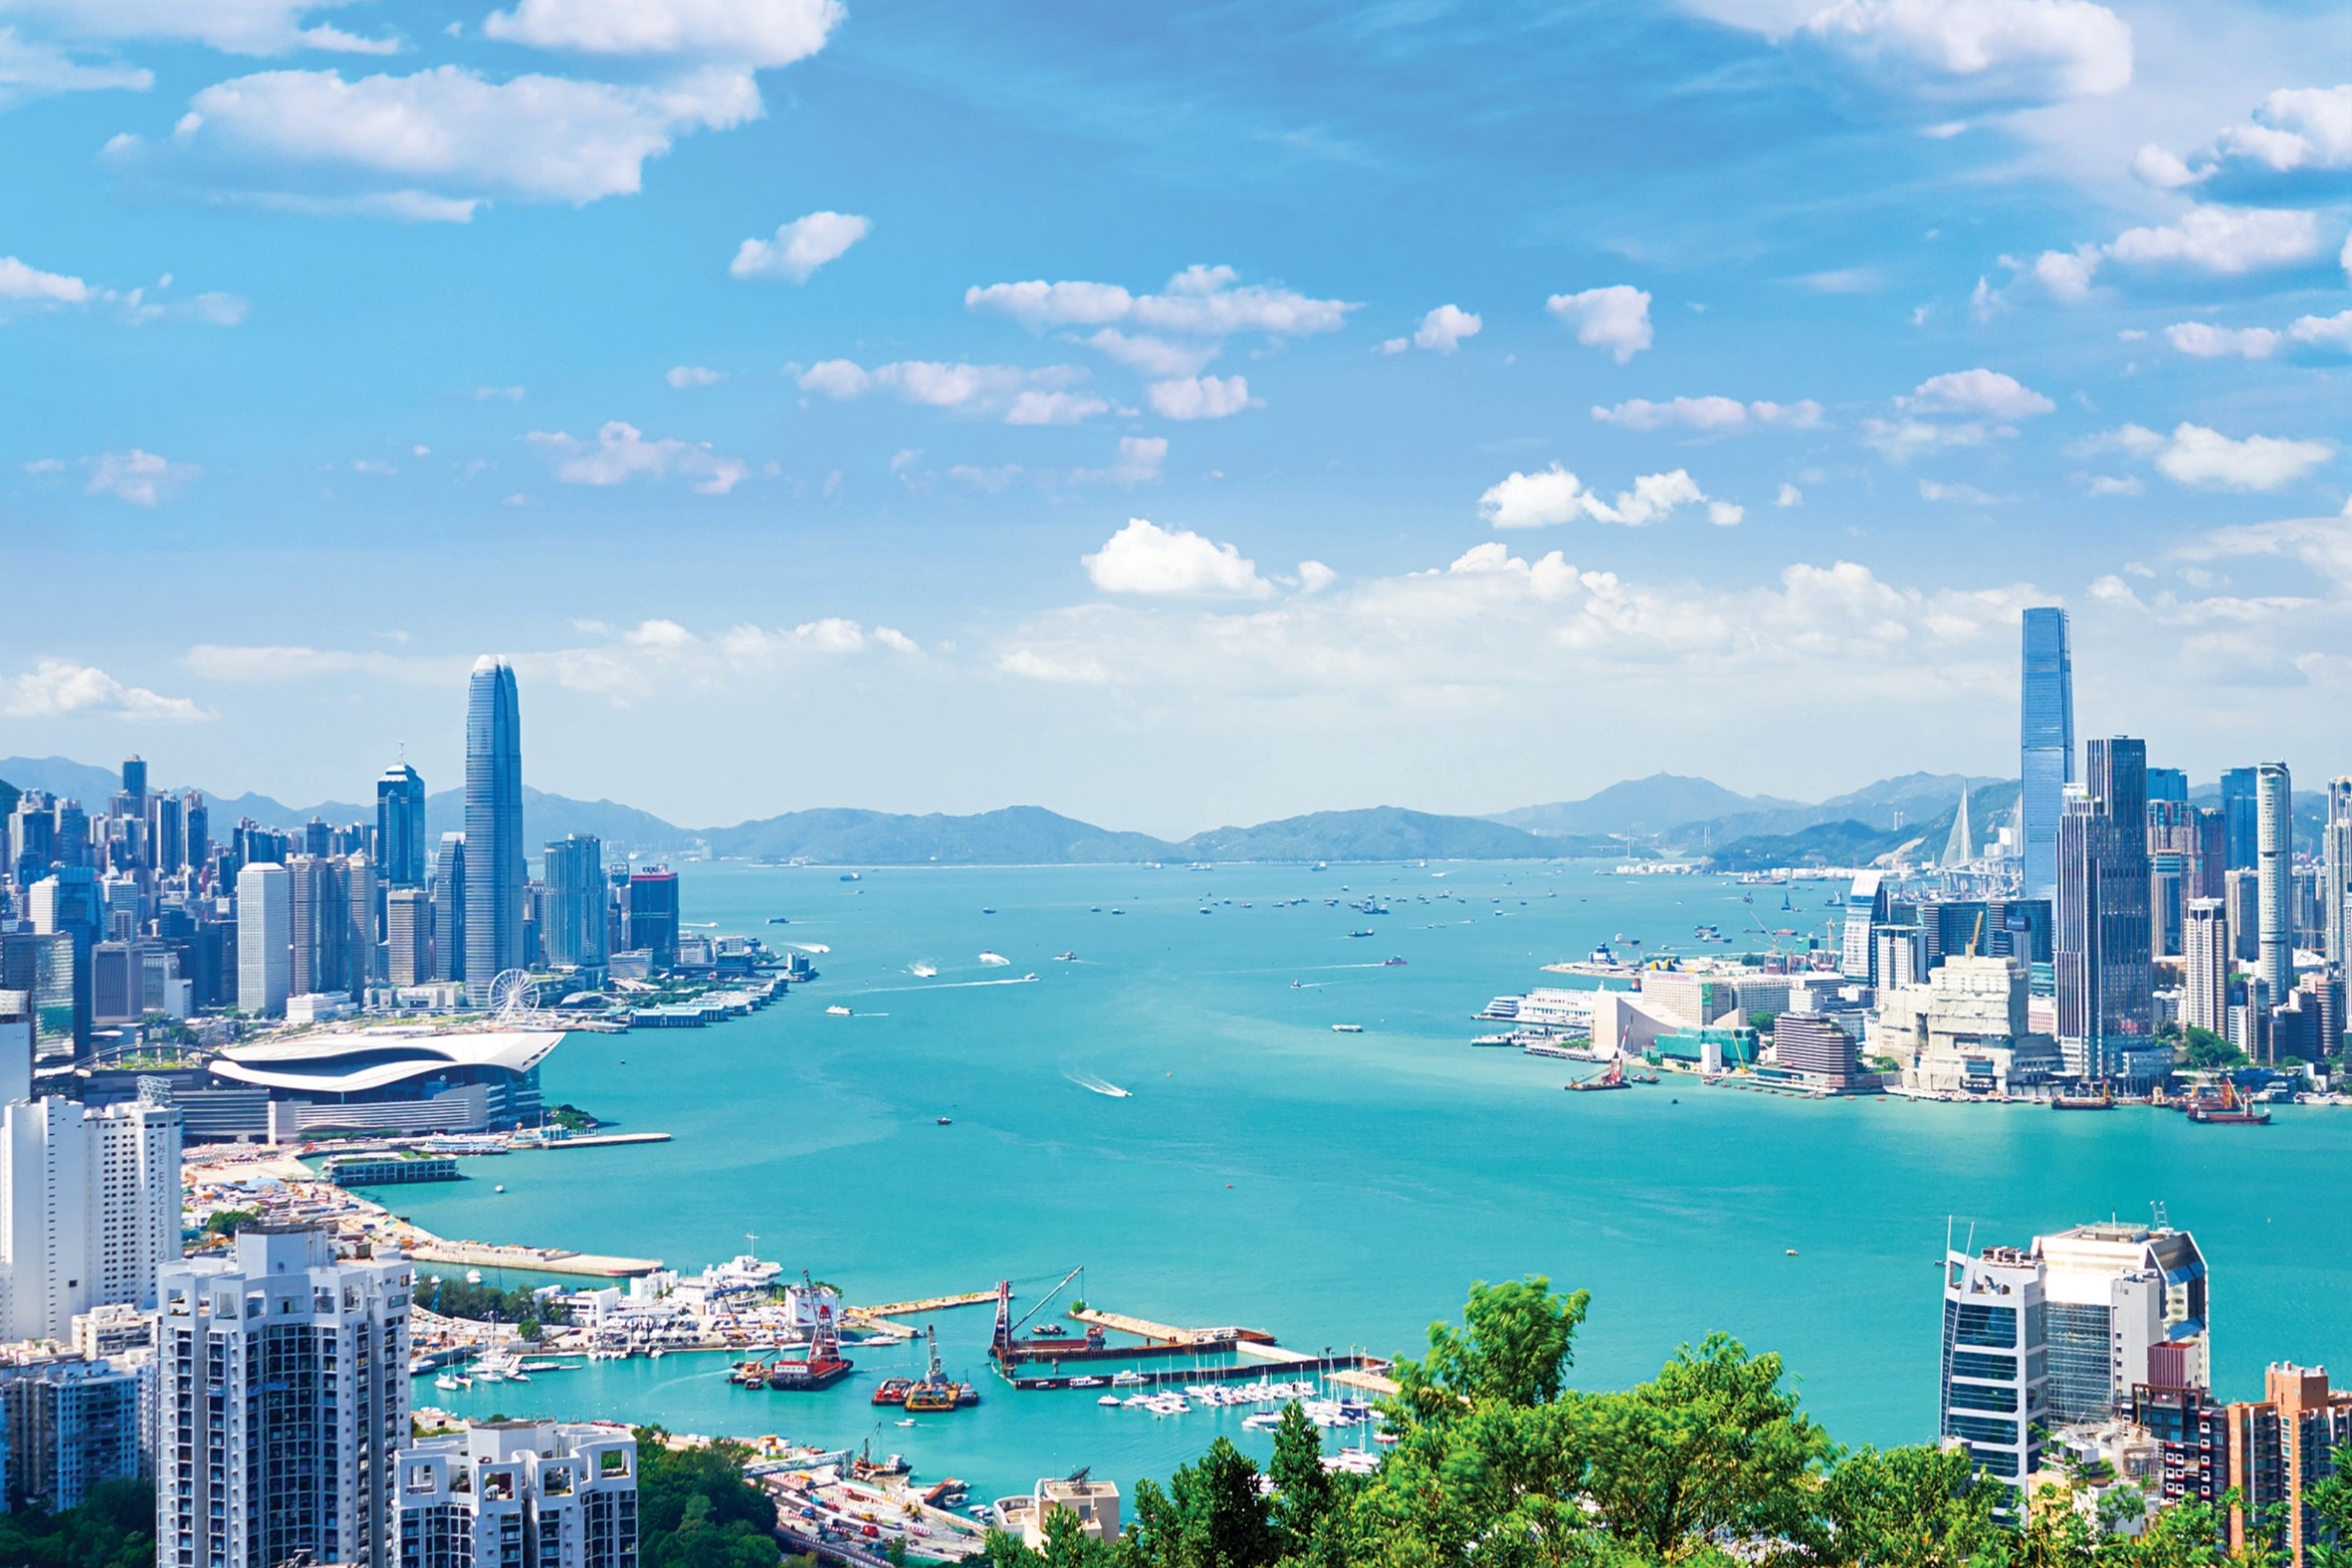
(1003, 1349, 1387, 1392)
(850, 1291, 1003, 1319)
(1066, 1308, 1263, 1347)
(404, 1237, 665, 1278)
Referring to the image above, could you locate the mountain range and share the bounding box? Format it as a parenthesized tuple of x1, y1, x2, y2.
(0, 755, 2260, 870)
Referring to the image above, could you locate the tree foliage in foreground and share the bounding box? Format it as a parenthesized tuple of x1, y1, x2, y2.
(982, 1275, 2304, 1568)
(632, 1426, 784, 1568)
(0, 1479, 156, 1568)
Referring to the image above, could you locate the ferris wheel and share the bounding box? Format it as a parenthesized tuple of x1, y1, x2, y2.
(486, 968, 541, 1025)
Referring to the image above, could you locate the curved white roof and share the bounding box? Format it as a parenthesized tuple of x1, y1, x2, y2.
(211, 1028, 565, 1095)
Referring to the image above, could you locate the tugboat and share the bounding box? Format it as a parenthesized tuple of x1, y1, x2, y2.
(900, 1325, 979, 1412)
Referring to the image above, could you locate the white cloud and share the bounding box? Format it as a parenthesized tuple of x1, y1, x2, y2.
(134, 62, 763, 213)
(1777, 483, 1803, 507)
(86, 448, 197, 505)
(2153, 424, 2333, 493)
(1145, 374, 1256, 421)
(2067, 423, 2165, 459)
(1297, 560, 1337, 594)
(1085, 329, 1218, 379)
(483, 0, 842, 64)
(1411, 304, 1482, 354)
(728, 209, 869, 282)
(1898, 367, 2054, 419)
(2082, 473, 2144, 496)
(0, 29, 150, 109)
(2034, 205, 2322, 299)
(473, 383, 526, 401)
(797, 358, 1106, 424)
(1083, 517, 1272, 599)
(1477, 464, 1737, 529)
(1545, 285, 1653, 362)
(1799, 0, 2132, 100)
(526, 420, 747, 493)
(0, 0, 396, 55)
(2, 658, 209, 722)
(947, 463, 1024, 492)
(967, 265, 1353, 340)
(1918, 478, 1999, 504)
(2163, 322, 2280, 360)
(1379, 337, 1409, 355)
(666, 364, 723, 387)
(2139, 86, 2352, 194)
(1071, 436, 1167, 488)
(1591, 395, 1823, 432)
(2289, 310, 2352, 352)
(0, 254, 92, 306)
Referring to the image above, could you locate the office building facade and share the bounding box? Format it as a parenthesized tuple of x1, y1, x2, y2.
(1940, 1245, 2049, 1485)
(375, 763, 428, 889)
(157, 1226, 412, 1568)
(431, 833, 467, 985)
(2031, 1221, 2208, 1425)
(2184, 898, 2230, 1035)
(396, 1420, 639, 1568)
(2020, 608, 2076, 903)
(463, 657, 526, 1002)
(540, 835, 609, 971)
(386, 887, 434, 988)
(235, 862, 291, 1018)
(2056, 739, 2158, 1084)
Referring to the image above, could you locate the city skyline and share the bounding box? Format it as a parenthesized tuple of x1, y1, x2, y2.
(2, 1, 2350, 832)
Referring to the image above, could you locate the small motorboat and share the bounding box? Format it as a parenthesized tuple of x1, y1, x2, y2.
(1099, 1395, 1121, 1408)
(935, 1116, 953, 1126)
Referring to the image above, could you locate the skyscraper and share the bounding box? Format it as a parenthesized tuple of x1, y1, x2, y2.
(2031, 1220, 2209, 1425)
(288, 854, 350, 1000)
(2324, 778, 2352, 973)
(2256, 763, 2293, 1006)
(2221, 766, 2260, 872)
(432, 832, 467, 985)
(541, 835, 609, 970)
(0, 1086, 183, 1341)
(376, 761, 428, 888)
(118, 755, 146, 810)
(2057, 738, 2157, 1084)
(2020, 608, 2075, 902)
(464, 657, 526, 1001)
(236, 862, 291, 1017)
(386, 886, 433, 987)
(2184, 899, 2230, 1035)
(157, 1226, 412, 1568)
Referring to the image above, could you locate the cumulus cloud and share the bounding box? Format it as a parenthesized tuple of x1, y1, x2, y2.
(1411, 304, 1482, 353)
(1085, 329, 1218, 379)
(86, 448, 197, 505)
(1083, 518, 1273, 599)
(526, 420, 747, 493)
(1545, 285, 1653, 362)
(2152, 424, 2334, 492)
(1477, 464, 1740, 529)
(0, 254, 92, 307)
(2033, 205, 2322, 299)
(1145, 374, 1256, 421)
(1799, 0, 2132, 100)
(1591, 395, 1824, 432)
(2291, 310, 2352, 351)
(1, 0, 395, 55)
(796, 358, 1106, 424)
(1071, 436, 1168, 488)
(2163, 322, 2280, 359)
(123, 63, 764, 217)
(728, 209, 869, 282)
(482, 0, 842, 64)
(1898, 367, 2054, 419)
(968, 264, 1353, 339)
(2136, 86, 2352, 195)
(2, 658, 209, 722)
(666, 364, 723, 386)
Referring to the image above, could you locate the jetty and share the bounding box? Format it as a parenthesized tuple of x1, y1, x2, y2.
(404, 1236, 665, 1278)
(851, 1290, 1002, 1319)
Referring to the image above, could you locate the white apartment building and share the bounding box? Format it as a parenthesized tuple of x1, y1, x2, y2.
(396, 1421, 639, 1568)
(157, 1226, 413, 1568)
(0, 1083, 183, 1341)
(1940, 1245, 2051, 1487)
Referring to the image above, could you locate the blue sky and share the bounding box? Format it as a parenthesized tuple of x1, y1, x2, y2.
(2, 0, 2349, 834)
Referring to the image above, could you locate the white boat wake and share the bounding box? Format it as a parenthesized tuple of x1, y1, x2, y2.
(978, 951, 1011, 966)
(909, 962, 938, 978)
(783, 942, 832, 954)
(1067, 1071, 1133, 1098)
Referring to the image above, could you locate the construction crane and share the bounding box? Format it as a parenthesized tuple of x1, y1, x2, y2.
(1008, 1265, 1085, 1338)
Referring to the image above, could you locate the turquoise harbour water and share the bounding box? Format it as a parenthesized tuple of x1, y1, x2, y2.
(395, 862, 2351, 1503)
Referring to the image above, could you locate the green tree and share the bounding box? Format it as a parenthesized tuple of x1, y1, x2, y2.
(1818, 1444, 2007, 1568)
(1268, 1401, 1334, 1556)
(1131, 1438, 1280, 1568)
(1393, 1275, 1591, 1419)
(2179, 1028, 2244, 1071)
(0, 1479, 158, 1568)
(632, 1427, 782, 1568)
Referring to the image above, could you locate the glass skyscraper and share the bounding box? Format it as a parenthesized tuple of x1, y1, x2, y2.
(375, 761, 428, 888)
(2057, 737, 2157, 1084)
(463, 657, 526, 1001)
(2019, 608, 2075, 903)
(2220, 766, 2259, 872)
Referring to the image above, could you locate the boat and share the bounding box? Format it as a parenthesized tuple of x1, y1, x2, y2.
(1382, 956, 1407, 967)
(2185, 1080, 2272, 1126)
(826, 1005, 853, 1017)
(2050, 1090, 2114, 1110)
(1055, 951, 1077, 962)
(910, 963, 938, 978)
(900, 1325, 978, 1412)
(1067, 1372, 1101, 1385)
(434, 1372, 472, 1391)
(494, 1184, 506, 1194)
(1566, 1059, 1632, 1093)
(1332, 1023, 1363, 1033)
(1109, 908, 1123, 915)
(1347, 929, 1375, 938)
(936, 1116, 952, 1126)
(1099, 1395, 1122, 1407)
(840, 872, 862, 881)
(1110, 1370, 1147, 1387)
(871, 1378, 916, 1406)
(767, 1285, 854, 1390)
